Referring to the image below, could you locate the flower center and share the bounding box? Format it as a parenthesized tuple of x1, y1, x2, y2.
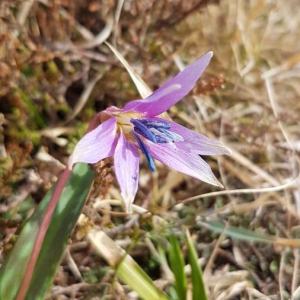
(117, 114, 133, 134)
(112, 110, 184, 172)
(130, 119, 183, 144)
(114, 111, 142, 135)
(129, 118, 184, 172)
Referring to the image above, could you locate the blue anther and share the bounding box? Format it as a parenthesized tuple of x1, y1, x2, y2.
(139, 119, 171, 129)
(154, 135, 168, 143)
(131, 119, 157, 143)
(156, 128, 184, 142)
(131, 132, 156, 172)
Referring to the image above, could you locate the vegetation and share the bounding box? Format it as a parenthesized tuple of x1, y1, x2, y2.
(0, 0, 300, 299)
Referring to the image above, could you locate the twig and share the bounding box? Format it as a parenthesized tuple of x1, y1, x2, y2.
(13, 0, 36, 37)
(63, 247, 83, 282)
(292, 248, 300, 296)
(145, 238, 174, 281)
(279, 249, 287, 300)
(47, 281, 109, 298)
(64, 72, 104, 124)
(175, 173, 300, 206)
(203, 222, 229, 277)
(77, 16, 114, 49)
(113, 0, 125, 47)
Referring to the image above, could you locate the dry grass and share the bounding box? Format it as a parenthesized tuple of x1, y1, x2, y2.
(1, 0, 300, 299)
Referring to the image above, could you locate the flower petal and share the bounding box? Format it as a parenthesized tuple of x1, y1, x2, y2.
(123, 52, 213, 116)
(152, 117, 231, 156)
(114, 131, 140, 213)
(69, 117, 118, 167)
(147, 142, 223, 187)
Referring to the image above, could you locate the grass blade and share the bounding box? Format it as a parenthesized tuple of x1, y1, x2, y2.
(197, 221, 300, 246)
(0, 163, 95, 300)
(168, 235, 187, 300)
(198, 221, 273, 243)
(186, 230, 207, 300)
(105, 42, 152, 99)
(88, 230, 170, 300)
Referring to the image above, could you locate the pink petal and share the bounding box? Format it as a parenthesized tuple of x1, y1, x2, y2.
(114, 131, 140, 213)
(123, 52, 213, 116)
(147, 142, 223, 187)
(153, 117, 231, 156)
(69, 117, 118, 167)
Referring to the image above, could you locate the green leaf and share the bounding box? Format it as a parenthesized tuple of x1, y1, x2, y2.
(186, 230, 207, 300)
(168, 236, 187, 300)
(117, 257, 170, 300)
(198, 221, 275, 243)
(0, 163, 95, 300)
(198, 221, 300, 247)
(88, 231, 170, 300)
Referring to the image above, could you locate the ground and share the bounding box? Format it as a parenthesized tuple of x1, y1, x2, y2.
(1, 0, 300, 299)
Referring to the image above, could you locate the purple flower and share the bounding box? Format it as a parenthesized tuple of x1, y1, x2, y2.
(70, 52, 231, 212)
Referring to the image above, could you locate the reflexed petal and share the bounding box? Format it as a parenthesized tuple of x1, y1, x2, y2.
(152, 117, 231, 156)
(114, 131, 140, 213)
(123, 52, 213, 116)
(147, 142, 223, 187)
(69, 117, 118, 167)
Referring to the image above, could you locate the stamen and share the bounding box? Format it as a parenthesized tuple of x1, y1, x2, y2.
(149, 128, 171, 143)
(157, 128, 184, 142)
(139, 119, 171, 129)
(130, 119, 157, 143)
(131, 132, 156, 172)
(154, 135, 168, 143)
(131, 117, 183, 144)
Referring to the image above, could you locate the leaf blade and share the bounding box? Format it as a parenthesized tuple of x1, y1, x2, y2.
(169, 235, 187, 300)
(0, 163, 95, 300)
(198, 220, 300, 247)
(105, 42, 152, 99)
(88, 230, 170, 300)
(186, 230, 207, 300)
